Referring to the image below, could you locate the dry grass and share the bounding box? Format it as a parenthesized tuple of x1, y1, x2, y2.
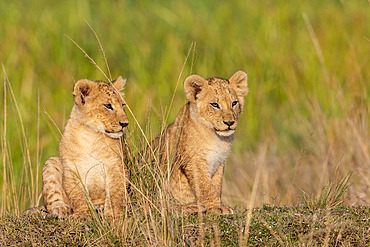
(224, 99, 369, 207)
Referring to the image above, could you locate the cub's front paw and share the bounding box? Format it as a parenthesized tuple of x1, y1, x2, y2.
(51, 202, 72, 218)
(22, 206, 49, 217)
(206, 204, 235, 215)
(174, 203, 207, 214)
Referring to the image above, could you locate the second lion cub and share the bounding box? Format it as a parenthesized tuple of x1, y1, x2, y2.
(149, 70, 248, 214)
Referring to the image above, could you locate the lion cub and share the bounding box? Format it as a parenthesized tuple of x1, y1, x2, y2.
(41, 76, 129, 219)
(149, 71, 248, 214)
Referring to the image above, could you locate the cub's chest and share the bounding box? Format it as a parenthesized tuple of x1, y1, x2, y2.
(63, 132, 122, 171)
(205, 141, 231, 177)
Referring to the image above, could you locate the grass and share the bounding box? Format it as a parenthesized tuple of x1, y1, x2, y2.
(300, 173, 353, 211)
(1, 206, 369, 246)
(0, 0, 369, 245)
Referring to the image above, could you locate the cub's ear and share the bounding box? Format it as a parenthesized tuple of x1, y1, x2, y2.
(229, 70, 248, 97)
(73, 79, 96, 106)
(184, 74, 208, 104)
(112, 76, 126, 92)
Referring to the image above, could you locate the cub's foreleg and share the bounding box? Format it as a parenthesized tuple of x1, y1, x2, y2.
(62, 165, 91, 218)
(104, 164, 128, 218)
(183, 157, 221, 210)
(42, 157, 72, 218)
(211, 164, 224, 199)
(182, 159, 234, 215)
(210, 165, 234, 214)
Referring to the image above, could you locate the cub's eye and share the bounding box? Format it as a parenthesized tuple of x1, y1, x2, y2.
(210, 103, 220, 109)
(104, 104, 113, 110)
(232, 101, 238, 107)
(122, 103, 126, 108)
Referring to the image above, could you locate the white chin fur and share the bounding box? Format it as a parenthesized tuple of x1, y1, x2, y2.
(106, 132, 123, 139)
(216, 130, 235, 137)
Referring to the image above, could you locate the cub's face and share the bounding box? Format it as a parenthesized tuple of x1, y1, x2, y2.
(73, 76, 129, 139)
(184, 71, 248, 137)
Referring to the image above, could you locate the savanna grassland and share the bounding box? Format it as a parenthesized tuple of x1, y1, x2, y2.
(0, 0, 369, 246)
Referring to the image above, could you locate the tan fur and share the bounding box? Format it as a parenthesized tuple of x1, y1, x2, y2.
(41, 76, 129, 219)
(148, 71, 248, 214)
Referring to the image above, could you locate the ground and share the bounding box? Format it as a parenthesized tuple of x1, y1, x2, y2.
(0, 206, 368, 246)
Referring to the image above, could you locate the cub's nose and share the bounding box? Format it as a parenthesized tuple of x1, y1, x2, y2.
(119, 121, 129, 128)
(223, 121, 235, 127)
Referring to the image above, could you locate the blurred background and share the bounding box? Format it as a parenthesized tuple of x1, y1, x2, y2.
(0, 0, 369, 213)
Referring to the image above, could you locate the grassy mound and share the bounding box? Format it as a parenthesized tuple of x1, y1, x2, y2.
(1, 206, 368, 246)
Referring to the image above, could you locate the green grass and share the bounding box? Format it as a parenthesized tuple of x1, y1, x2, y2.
(0, 0, 369, 245)
(300, 173, 353, 211)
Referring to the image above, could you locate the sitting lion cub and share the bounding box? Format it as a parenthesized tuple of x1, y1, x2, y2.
(149, 71, 248, 214)
(41, 76, 129, 219)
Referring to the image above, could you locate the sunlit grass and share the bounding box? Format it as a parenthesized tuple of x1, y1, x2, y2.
(300, 173, 352, 210)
